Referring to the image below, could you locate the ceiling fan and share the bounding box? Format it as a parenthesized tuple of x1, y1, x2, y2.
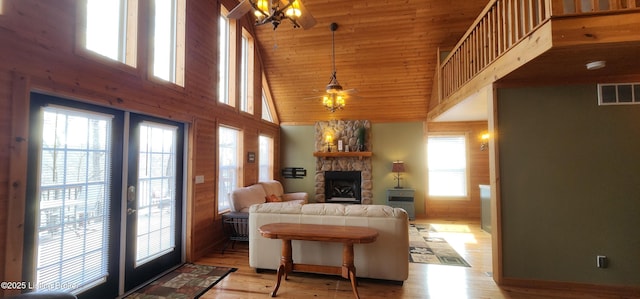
(227, 0, 316, 30)
(319, 22, 358, 113)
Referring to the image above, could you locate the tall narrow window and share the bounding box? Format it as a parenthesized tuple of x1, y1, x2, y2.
(240, 29, 254, 114)
(261, 73, 276, 123)
(261, 90, 273, 122)
(84, 0, 137, 66)
(259, 135, 274, 181)
(34, 106, 114, 293)
(427, 135, 468, 197)
(218, 9, 231, 104)
(152, 0, 184, 85)
(218, 126, 242, 213)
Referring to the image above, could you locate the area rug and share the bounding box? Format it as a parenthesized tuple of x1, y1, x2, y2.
(409, 224, 471, 267)
(126, 263, 237, 299)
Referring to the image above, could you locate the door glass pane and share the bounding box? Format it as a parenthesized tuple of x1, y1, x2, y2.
(135, 122, 178, 266)
(36, 106, 113, 293)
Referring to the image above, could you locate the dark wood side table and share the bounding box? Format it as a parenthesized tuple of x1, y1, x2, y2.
(259, 223, 378, 299)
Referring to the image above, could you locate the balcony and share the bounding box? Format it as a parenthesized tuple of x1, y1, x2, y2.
(428, 0, 640, 121)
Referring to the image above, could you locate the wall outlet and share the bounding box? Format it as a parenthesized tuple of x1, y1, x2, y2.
(597, 255, 608, 268)
(195, 175, 205, 184)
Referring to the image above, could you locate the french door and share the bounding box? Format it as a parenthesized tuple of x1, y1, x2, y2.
(124, 114, 183, 290)
(24, 93, 184, 298)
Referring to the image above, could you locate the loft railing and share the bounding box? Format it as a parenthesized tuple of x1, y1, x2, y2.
(436, 0, 640, 102)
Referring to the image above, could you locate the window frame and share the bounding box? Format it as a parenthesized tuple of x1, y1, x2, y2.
(217, 125, 243, 214)
(258, 134, 274, 182)
(261, 72, 278, 123)
(77, 0, 138, 68)
(239, 28, 255, 114)
(426, 133, 471, 200)
(150, 0, 186, 87)
(218, 5, 238, 107)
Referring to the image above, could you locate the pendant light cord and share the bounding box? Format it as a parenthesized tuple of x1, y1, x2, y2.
(330, 22, 338, 82)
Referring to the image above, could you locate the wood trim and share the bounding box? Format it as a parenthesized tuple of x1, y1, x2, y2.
(313, 152, 372, 159)
(501, 277, 640, 297)
(185, 117, 196, 262)
(4, 72, 30, 296)
(487, 84, 503, 285)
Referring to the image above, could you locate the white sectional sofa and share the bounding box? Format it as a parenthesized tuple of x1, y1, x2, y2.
(230, 180, 308, 212)
(249, 202, 409, 283)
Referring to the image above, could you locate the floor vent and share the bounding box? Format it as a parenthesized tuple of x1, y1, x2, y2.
(598, 83, 640, 105)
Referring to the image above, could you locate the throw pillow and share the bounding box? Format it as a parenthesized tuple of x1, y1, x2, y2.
(265, 194, 281, 202)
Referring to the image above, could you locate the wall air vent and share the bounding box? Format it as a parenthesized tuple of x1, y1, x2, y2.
(598, 83, 640, 105)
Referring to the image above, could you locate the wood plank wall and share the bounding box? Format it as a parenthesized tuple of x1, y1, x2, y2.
(0, 0, 279, 285)
(425, 121, 489, 219)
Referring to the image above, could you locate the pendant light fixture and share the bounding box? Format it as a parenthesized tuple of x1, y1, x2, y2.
(322, 22, 356, 112)
(227, 0, 316, 30)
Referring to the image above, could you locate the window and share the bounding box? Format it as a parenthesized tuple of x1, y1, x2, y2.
(259, 135, 274, 181)
(84, 0, 137, 66)
(218, 126, 242, 213)
(427, 135, 468, 197)
(152, 0, 185, 85)
(240, 29, 255, 114)
(598, 83, 640, 105)
(218, 8, 231, 105)
(261, 72, 276, 122)
(261, 89, 273, 122)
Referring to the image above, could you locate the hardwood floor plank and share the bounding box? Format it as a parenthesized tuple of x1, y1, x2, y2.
(196, 219, 633, 299)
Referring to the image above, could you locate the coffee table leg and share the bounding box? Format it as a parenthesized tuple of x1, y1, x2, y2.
(271, 239, 293, 297)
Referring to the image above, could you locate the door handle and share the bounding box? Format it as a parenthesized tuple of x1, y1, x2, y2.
(127, 208, 137, 215)
(127, 186, 136, 202)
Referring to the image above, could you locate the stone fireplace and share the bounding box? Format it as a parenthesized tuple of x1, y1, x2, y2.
(314, 120, 372, 204)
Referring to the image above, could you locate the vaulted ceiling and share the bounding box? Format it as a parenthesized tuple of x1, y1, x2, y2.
(251, 0, 489, 124)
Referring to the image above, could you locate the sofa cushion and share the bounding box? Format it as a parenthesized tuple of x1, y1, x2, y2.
(300, 203, 404, 218)
(231, 184, 267, 212)
(250, 201, 303, 214)
(259, 180, 285, 197)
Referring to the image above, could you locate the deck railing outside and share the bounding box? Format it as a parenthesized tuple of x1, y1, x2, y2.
(436, 0, 640, 102)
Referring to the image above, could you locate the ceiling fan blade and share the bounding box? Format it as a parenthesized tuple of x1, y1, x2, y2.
(341, 88, 359, 95)
(296, 0, 316, 29)
(227, 0, 253, 19)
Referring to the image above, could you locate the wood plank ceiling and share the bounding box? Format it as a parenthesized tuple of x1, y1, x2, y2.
(251, 0, 488, 124)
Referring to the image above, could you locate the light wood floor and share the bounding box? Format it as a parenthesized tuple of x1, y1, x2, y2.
(196, 219, 628, 299)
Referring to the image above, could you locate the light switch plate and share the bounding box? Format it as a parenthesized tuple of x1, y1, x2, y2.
(195, 175, 204, 184)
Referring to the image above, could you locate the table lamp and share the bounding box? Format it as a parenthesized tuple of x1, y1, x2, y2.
(392, 161, 405, 189)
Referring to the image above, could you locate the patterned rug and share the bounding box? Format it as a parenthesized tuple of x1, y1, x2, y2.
(409, 224, 471, 267)
(126, 263, 237, 298)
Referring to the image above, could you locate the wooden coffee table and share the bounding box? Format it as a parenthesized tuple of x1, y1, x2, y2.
(259, 223, 378, 299)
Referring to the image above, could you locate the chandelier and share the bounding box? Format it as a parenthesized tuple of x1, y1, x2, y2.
(322, 23, 355, 113)
(227, 0, 316, 30)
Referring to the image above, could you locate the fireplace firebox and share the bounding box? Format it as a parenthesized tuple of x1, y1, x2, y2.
(324, 171, 362, 204)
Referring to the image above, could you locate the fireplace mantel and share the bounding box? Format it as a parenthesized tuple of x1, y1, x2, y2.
(313, 151, 372, 159)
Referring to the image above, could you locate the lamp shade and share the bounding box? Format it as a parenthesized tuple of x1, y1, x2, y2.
(392, 161, 405, 172)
